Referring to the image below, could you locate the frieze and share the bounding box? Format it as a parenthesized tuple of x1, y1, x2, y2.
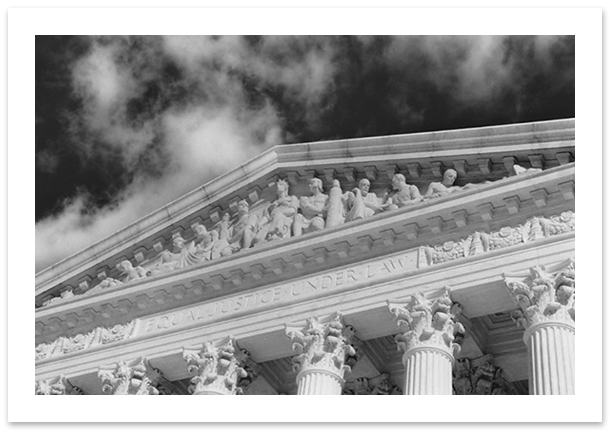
(420, 211, 574, 266)
(36, 321, 137, 362)
(40, 164, 552, 308)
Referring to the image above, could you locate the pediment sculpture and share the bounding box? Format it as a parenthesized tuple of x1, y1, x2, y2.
(41, 162, 550, 307)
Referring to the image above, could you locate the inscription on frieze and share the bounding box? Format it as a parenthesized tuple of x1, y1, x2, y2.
(137, 250, 420, 337)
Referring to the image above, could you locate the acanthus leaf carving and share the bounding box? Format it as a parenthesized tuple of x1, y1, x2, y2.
(388, 287, 465, 358)
(35, 375, 83, 395)
(183, 337, 247, 395)
(285, 312, 357, 381)
(503, 258, 575, 328)
(98, 357, 159, 395)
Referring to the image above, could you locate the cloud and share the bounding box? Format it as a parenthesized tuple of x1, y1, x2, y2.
(35, 36, 329, 272)
(35, 35, 574, 272)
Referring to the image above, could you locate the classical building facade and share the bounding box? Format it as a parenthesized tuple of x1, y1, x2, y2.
(35, 119, 575, 395)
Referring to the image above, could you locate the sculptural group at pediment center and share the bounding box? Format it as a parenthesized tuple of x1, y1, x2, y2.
(40, 163, 545, 307)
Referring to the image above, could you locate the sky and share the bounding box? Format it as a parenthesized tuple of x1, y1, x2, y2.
(35, 35, 575, 272)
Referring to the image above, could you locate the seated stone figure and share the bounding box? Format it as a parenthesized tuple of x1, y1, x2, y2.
(424, 169, 461, 199)
(384, 173, 422, 210)
(191, 224, 216, 262)
(147, 234, 191, 276)
(255, 179, 299, 243)
(118, 260, 148, 283)
(293, 178, 328, 236)
(325, 179, 350, 228)
(346, 178, 382, 221)
(213, 200, 259, 257)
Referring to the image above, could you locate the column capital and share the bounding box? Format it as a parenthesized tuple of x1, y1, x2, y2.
(35, 375, 82, 395)
(504, 258, 575, 328)
(285, 312, 357, 383)
(387, 287, 465, 359)
(97, 357, 159, 395)
(183, 337, 248, 395)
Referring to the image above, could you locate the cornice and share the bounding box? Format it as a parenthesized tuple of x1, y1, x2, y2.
(35, 119, 574, 297)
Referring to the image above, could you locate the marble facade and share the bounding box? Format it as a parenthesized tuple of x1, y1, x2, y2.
(35, 119, 575, 395)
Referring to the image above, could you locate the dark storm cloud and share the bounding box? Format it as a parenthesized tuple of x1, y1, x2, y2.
(35, 35, 575, 271)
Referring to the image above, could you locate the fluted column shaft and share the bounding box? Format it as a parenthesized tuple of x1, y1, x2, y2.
(403, 345, 453, 395)
(525, 321, 575, 395)
(388, 287, 464, 396)
(296, 369, 343, 395)
(504, 260, 575, 395)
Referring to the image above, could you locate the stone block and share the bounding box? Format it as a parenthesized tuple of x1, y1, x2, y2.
(453, 160, 467, 176)
(364, 166, 378, 181)
(558, 181, 575, 200)
(430, 161, 444, 178)
(477, 158, 492, 175)
(452, 210, 469, 228)
(404, 224, 419, 240)
(503, 196, 520, 215)
(530, 189, 548, 208)
(406, 163, 421, 178)
(528, 154, 545, 169)
(477, 203, 494, 221)
(556, 152, 572, 165)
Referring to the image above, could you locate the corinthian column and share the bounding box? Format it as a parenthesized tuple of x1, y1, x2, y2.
(504, 259, 575, 395)
(183, 337, 247, 395)
(285, 313, 356, 395)
(97, 357, 159, 395)
(388, 287, 464, 395)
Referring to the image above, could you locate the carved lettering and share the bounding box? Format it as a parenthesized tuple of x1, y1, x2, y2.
(145, 319, 155, 333)
(320, 275, 333, 289)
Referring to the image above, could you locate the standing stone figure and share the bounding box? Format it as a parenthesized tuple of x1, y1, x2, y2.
(293, 178, 328, 236)
(255, 179, 299, 243)
(384, 173, 422, 210)
(214, 200, 259, 256)
(325, 179, 350, 228)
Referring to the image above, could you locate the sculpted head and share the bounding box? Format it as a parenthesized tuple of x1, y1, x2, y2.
(193, 223, 207, 236)
(309, 178, 323, 194)
(332, 179, 341, 188)
(172, 235, 185, 250)
(119, 260, 133, 272)
(237, 200, 249, 215)
(276, 179, 289, 194)
(391, 173, 406, 190)
(358, 178, 371, 193)
(443, 169, 457, 186)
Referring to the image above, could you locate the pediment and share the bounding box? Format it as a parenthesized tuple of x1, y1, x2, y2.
(35, 119, 575, 342)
